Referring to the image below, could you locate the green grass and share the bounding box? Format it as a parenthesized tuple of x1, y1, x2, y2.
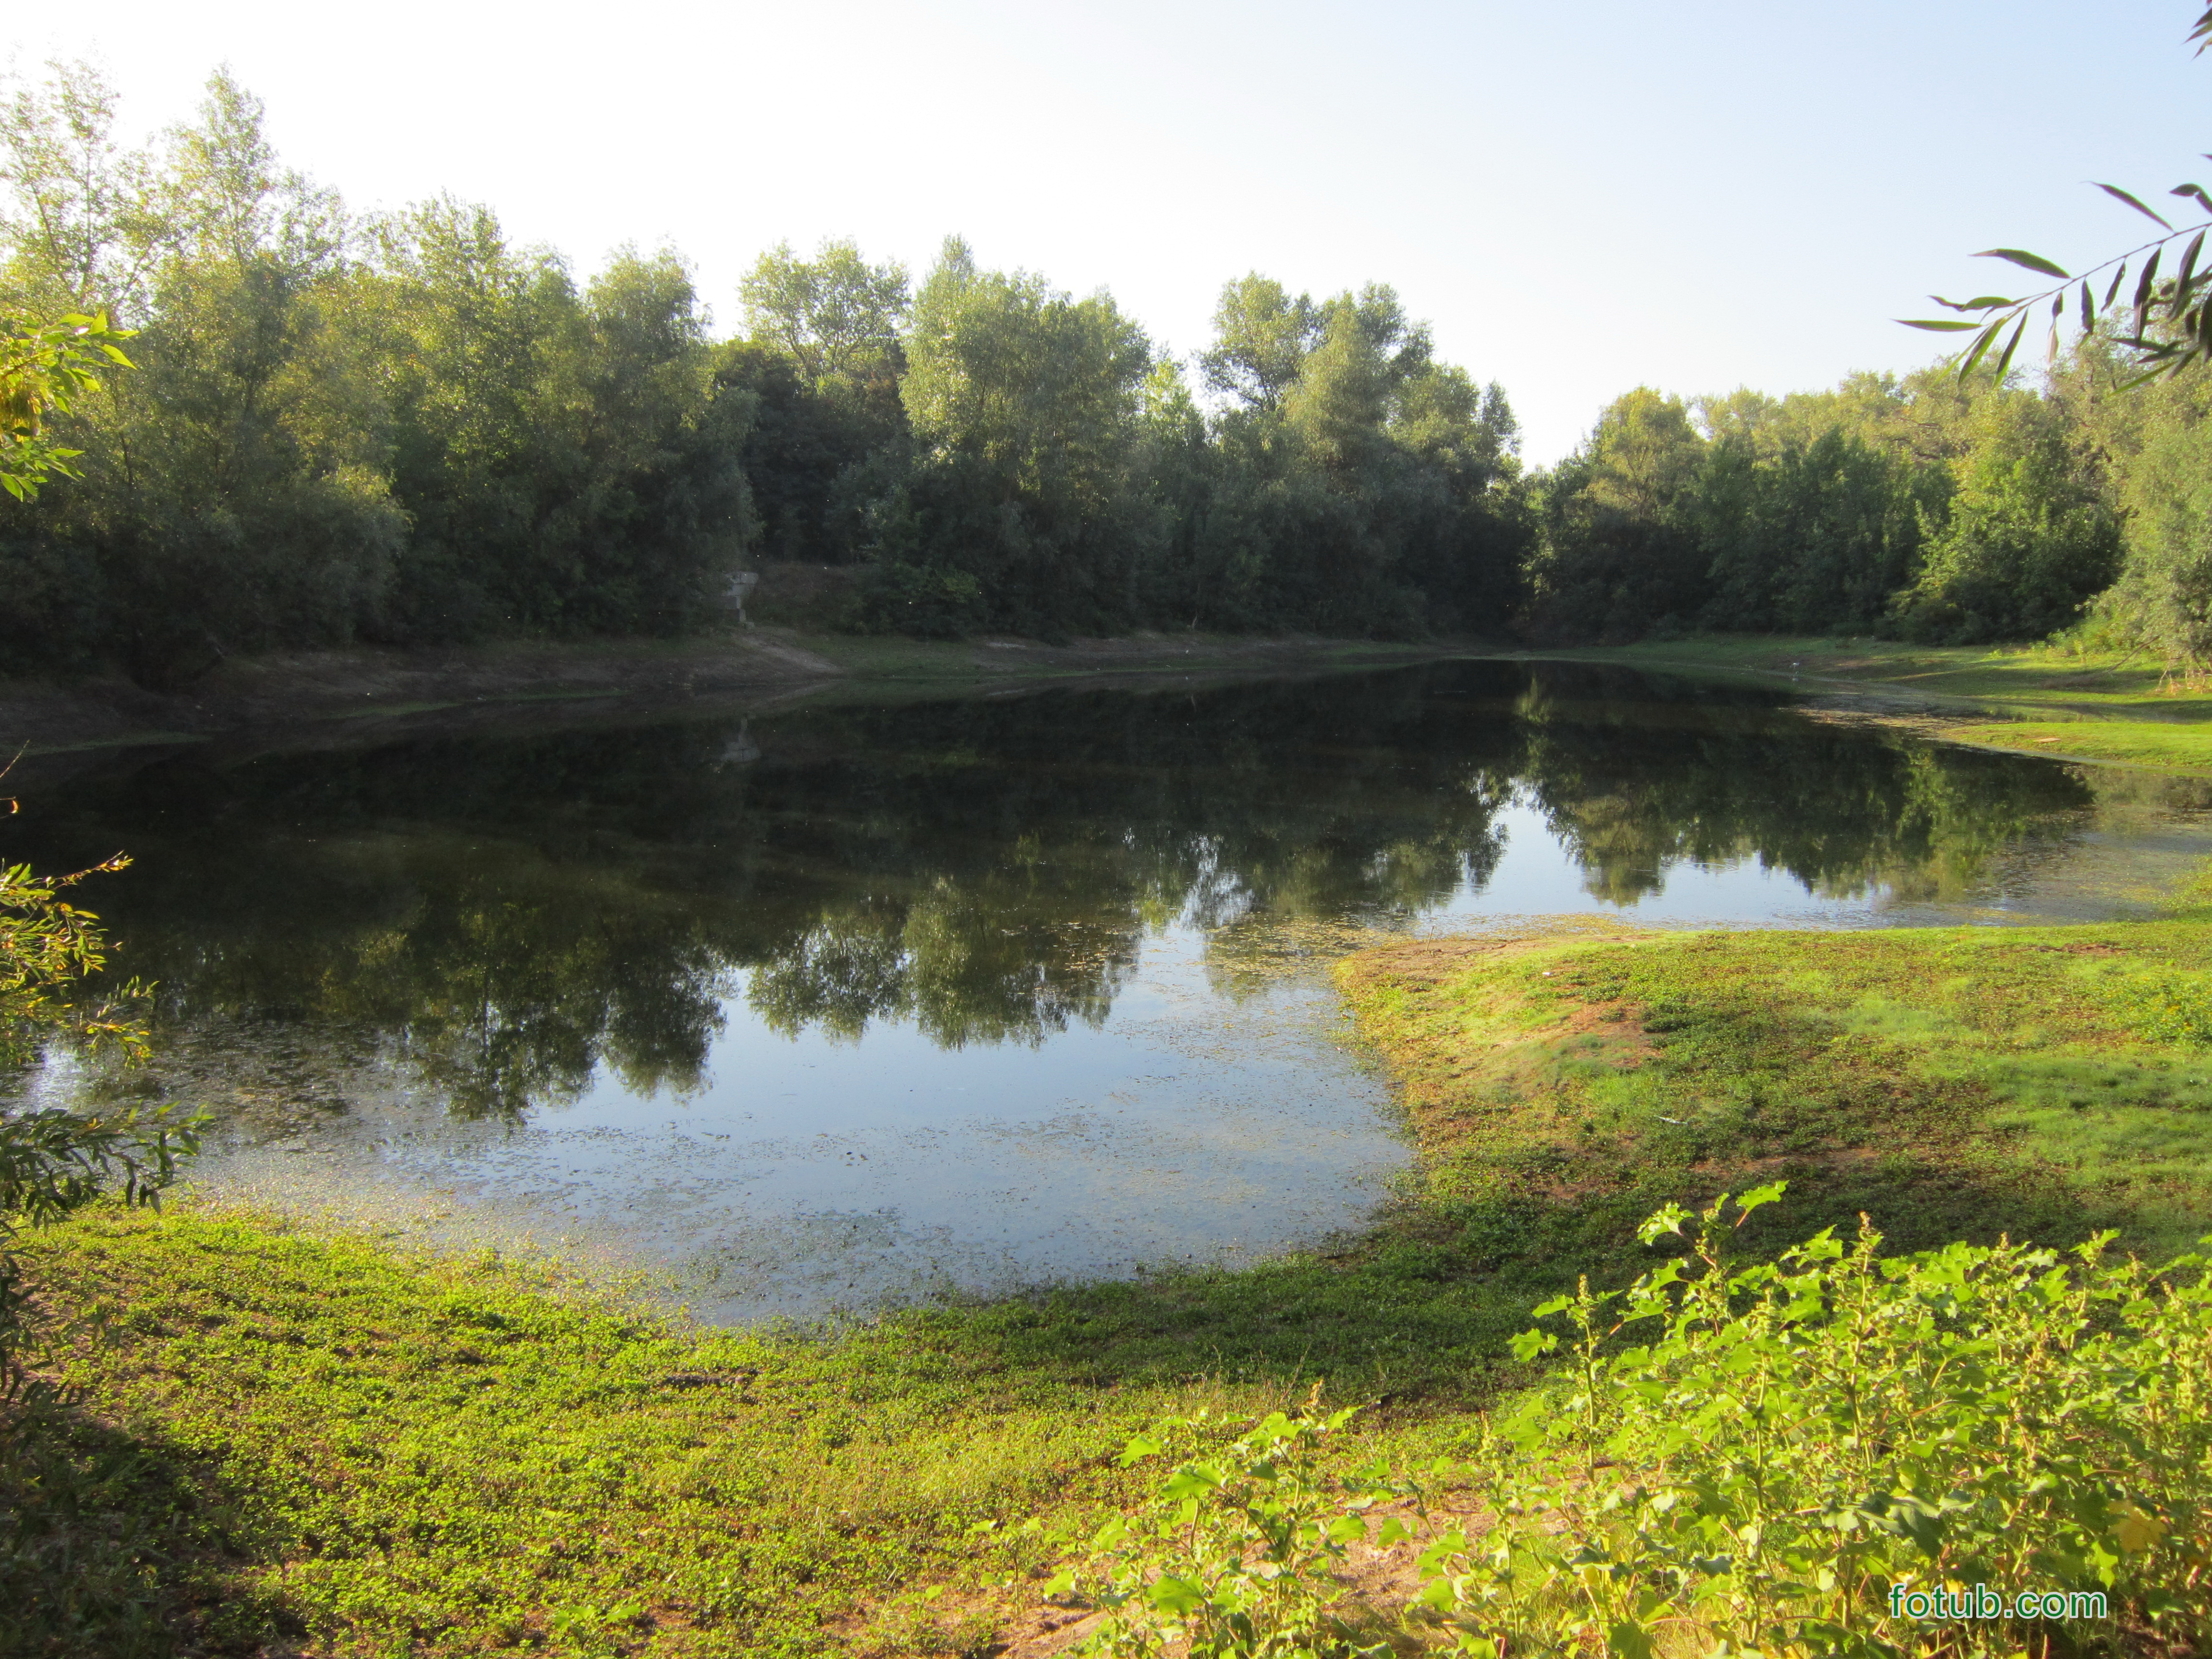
(1334, 920, 2212, 1260)
(21, 911, 2212, 1653)
(1515, 633, 2212, 773)
(5, 1189, 1610, 1657)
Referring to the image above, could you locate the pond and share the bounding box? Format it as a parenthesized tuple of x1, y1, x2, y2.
(12, 658, 2212, 1319)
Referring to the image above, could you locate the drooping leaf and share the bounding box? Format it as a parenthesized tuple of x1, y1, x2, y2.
(1975, 247, 2071, 278)
(2080, 280, 2094, 331)
(2172, 183, 2212, 216)
(1930, 294, 2018, 312)
(2135, 247, 2164, 334)
(1958, 314, 2008, 379)
(1901, 318, 1983, 332)
(2176, 232, 2207, 319)
(2105, 263, 2130, 308)
(2094, 181, 2173, 228)
(1994, 313, 2029, 380)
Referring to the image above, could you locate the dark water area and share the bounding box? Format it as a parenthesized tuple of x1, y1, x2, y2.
(12, 659, 2212, 1317)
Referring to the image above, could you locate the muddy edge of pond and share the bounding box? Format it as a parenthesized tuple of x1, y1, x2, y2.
(0, 629, 1474, 766)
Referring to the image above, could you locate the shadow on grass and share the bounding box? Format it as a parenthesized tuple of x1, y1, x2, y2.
(923, 1143, 2194, 1410)
(0, 1387, 291, 1659)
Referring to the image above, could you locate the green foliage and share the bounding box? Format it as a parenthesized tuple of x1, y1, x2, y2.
(1528, 361, 2143, 653)
(0, 66, 749, 679)
(739, 237, 909, 390)
(1526, 388, 1708, 639)
(1699, 426, 1933, 635)
(1421, 1193, 2212, 1657)
(1, 852, 198, 1391)
(848, 558, 986, 637)
(1059, 1399, 1396, 1659)
(2089, 360, 2212, 665)
(8, 59, 2199, 667)
(0, 312, 132, 500)
(1051, 1197, 2212, 1659)
(1893, 391, 2123, 644)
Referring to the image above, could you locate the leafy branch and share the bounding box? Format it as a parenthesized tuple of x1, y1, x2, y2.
(0, 312, 134, 501)
(1899, 4, 2212, 387)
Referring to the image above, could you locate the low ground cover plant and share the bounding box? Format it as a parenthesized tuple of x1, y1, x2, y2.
(1072, 1189, 2212, 1659)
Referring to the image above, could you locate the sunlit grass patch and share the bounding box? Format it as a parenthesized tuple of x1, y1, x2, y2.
(1336, 919, 2212, 1254)
(5, 1207, 1204, 1656)
(1524, 632, 2212, 773)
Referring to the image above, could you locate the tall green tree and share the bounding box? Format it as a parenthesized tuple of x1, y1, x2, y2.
(1892, 391, 2122, 642)
(724, 238, 910, 566)
(1527, 388, 1709, 638)
(885, 237, 1158, 632)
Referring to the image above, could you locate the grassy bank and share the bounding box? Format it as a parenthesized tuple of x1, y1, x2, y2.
(7, 1189, 1589, 1657)
(1518, 633, 2212, 773)
(19, 905, 2212, 1653)
(1334, 918, 2212, 1260)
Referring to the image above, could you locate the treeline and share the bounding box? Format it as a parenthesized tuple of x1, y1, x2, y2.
(7, 66, 2210, 682)
(1525, 365, 2139, 648)
(0, 67, 1526, 681)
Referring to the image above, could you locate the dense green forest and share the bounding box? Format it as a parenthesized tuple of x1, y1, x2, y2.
(5, 64, 2210, 682)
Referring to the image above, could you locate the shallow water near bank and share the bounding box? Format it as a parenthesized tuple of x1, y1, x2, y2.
(13, 658, 2212, 1319)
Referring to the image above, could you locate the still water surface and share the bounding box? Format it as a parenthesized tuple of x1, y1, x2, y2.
(15, 660, 2212, 1318)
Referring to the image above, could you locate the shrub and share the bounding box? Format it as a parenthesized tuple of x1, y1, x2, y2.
(1053, 1394, 1405, 1659)
(1064, 1188, 2212, 1658)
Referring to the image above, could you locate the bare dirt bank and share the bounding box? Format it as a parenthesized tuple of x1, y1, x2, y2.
(0, 628, 1462, 781)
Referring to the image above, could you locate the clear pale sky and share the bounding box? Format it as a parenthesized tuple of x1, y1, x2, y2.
(4, 0, 2205, 462)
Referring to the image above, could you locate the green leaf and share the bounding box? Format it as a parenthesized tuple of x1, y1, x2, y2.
(1734, 1181, 1789, 1217)
(2176, 232, 2207, 319)
(1959, 314, 2008, 379)
(2135, 247, 2164, 334)
(1161, 1463, 1226, 1501)
(2105, 262, 2130, 308)
(2080, 280, 2095, 331)
(1994, 313, 2029, 380)
(1508, 1328, 1557, 1362)
(1117, 1433, 1164, 1466)
(1975, 247, 2071, 279)
(2094, 181, 2173, 228)
(2172, 182, 2212, 216)
(1930, 293, 2018, 312)
(1145, 1575, 1207, 1616)
(1900, 319, 1983, 332)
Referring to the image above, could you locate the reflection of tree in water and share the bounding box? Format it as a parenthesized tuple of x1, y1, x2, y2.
(747, 882, 1141, 1048)
(6, 662, 2099, 1118)
(1510, 673, 2093, 904)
